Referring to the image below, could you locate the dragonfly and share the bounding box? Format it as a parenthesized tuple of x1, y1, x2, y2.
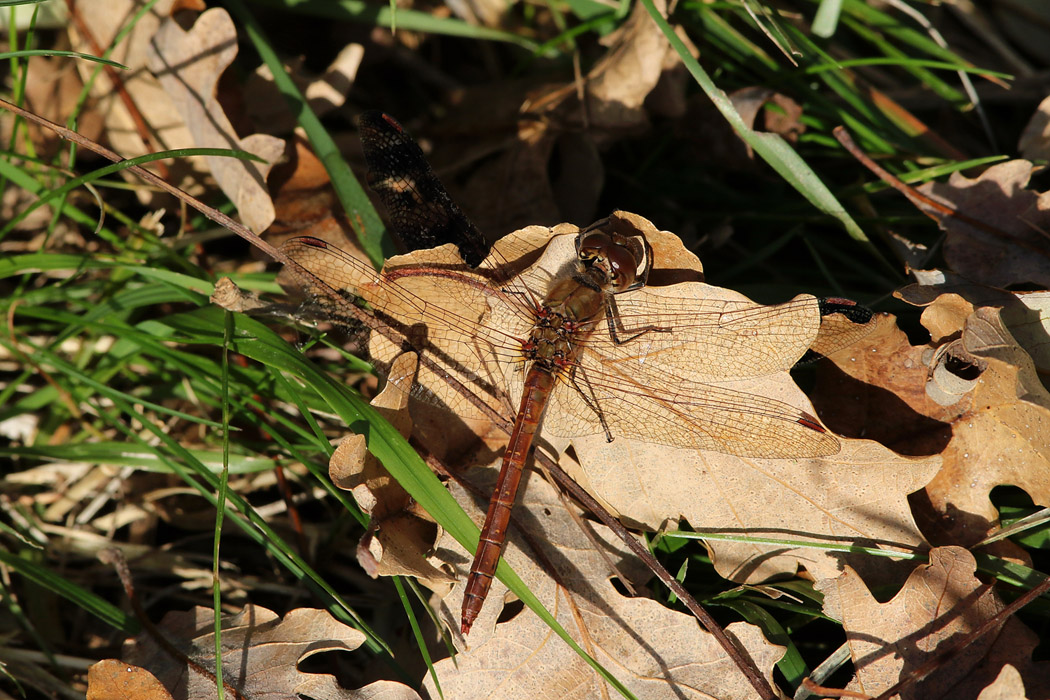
(281, 112, 874, 635)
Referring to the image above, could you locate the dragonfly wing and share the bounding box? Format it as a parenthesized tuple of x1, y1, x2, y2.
(359, 111, 490, 266)
(591, 289, 822, 382)
(545, 348, 839, 458)
(281, 236, 515, 421)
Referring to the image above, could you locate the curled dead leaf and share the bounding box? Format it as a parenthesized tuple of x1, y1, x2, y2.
(146, 8, 284, 234)
(916, 161, 1050, 288)
(113, 605, 420, 699)
(328, 353, 453, 586)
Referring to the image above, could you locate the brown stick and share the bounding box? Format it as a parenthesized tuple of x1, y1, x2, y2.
(833, 126, 1050, 263)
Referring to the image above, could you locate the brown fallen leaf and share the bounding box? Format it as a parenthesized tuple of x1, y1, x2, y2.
(265, 135, 362, 262)
(730, 87, 806, 159)
(426, 470, 785, 698)
(22, 55, 104, 159)
(816, 293, 1050, 549)
(812, 311, 954, 456)
(569, 431, 938, 584)
(1018, 95, 1050, 164)
(915, 160, 1050, 289)
(244, 44, 363, 135)
(329, 352, 454, 587)
(145, 8, 284, 234)
(919, 305, 1050, 547)
(976, 665, 1028, 700)
(87, 659, 175, 700)
(114, 604, 420, 700)
(428, 0, 686, 234)
(897, 274, 1050, 376)
(66, 0, 197, 200)
(817, 546, 1049, 700)
(584, 0, 679, 132)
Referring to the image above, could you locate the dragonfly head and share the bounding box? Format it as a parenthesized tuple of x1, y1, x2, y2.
(575, 217, 654, 294)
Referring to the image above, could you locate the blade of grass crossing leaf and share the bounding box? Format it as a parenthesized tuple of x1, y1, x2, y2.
(394, 576, 443, 699)
(860, 155, 1006, 191)
(715, 598, 808, 689)
(0, 49, 128, 68)
(640, 0, 888, 268)
(213, 311, 236, 700)
(665, 530, 926, 560)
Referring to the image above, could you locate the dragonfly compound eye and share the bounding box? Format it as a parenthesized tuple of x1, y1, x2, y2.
(604, 243, 640, 292)
(577, 231, 616, 259)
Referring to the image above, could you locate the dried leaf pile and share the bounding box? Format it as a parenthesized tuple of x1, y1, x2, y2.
(2, 1, 1050, 700)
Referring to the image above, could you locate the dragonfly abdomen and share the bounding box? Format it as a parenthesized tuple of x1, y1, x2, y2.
(461, 365, 558, 634)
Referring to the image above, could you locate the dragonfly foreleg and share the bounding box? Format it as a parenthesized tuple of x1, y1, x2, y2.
(603, 296, 673, 345)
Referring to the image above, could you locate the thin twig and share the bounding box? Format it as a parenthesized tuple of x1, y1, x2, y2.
(99, 548, 246, 700)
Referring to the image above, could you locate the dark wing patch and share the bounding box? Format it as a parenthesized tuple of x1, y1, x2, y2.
(358, 111, 490, 267)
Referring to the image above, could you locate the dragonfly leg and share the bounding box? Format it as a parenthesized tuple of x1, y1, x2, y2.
(567, 365, 614, 442)
(603, 295, 673, 345)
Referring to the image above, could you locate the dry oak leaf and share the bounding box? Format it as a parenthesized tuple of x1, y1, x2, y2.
(329, 352, 454, 587)
(1005, 290, 1050, 373)
(815, 296, 1050, 548)
(117, 604, 420, 700)
(87, 659, 175, 700)
(817, 546, 1048, 700)
(569, 431, 938, 585)
(1018, 94, 1050, 164)
(146, 8, 284, 234)
(919, 305, 1050, 546)
(245, 43, 363, 135)
(584, 0, 679, 131)
(811, 309, 955, 456)
(427, 471, 785, 699)
(67, 0, 182, 200)
(915, 160, 1050, 288)
(977, 665, 1028, 700)
(897, 274, 1050, 375)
